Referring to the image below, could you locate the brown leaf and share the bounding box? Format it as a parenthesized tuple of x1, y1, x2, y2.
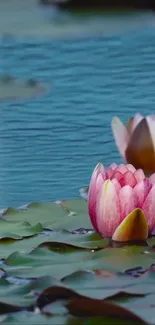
(36, 284, 146, 324)
(0, 301, 25, 314)
(66, 298, 146, 323)
(36, 286, 80, 309)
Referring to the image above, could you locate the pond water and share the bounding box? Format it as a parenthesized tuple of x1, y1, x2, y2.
(0, 1, 155, 208)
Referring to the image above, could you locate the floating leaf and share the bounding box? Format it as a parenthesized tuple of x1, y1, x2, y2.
(116, 294, 155, 324)
(0, 230, 108, 259)
(66, 298, 146, 323)
(4, 247, 98, 279)
(1, 198, 155, 323)
(1, 312, 69, 325)
(36, 285, 146, 323)
(0, 75, 47, 101)
(0, 219, 42, 240)
(2, 245, 153, 279)
(4, 200, 92, 231)
(0, 276, 63, 310)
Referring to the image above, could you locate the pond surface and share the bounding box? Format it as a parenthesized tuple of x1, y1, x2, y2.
(0, 1, 155, 208)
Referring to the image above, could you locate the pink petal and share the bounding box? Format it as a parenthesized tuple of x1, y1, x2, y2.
(88, 163, 104, 232)
(105, 164, 118, 179)
(149, 115, 155, 121)
(111, 178, 121, 193)
(115, 164, 129, 174)
(88, 173, 104, 232)
(89, 163, 105, 188)
(105, 167, 115, 179)
(96, 180, 121, 237)
(119, 171, 137, 188)
(134, 169, 145, 183)
(126, 164, 136, 173)
(134, 179, 152, 207)
(142, 184, 155, 233)
(131, 113, 144, 133)
(109, 163, 118, 170)
(112, 171, 123, 182)
(111, 117, 129, 158)
(118, 185, 137, 221)
(149, 173, 155, 185)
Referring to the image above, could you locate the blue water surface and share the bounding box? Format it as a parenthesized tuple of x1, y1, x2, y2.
(0, 11, 155, 208)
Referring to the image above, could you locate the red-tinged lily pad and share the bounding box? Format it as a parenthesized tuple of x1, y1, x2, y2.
(36, 285, 146, 323)
(66, 298, 146, 323)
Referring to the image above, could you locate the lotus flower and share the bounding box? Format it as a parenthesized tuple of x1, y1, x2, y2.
(111, 113, 155, 174)
(88, 163, 155, 241)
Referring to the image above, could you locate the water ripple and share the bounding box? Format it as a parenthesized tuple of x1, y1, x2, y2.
(0, 18, 155, 207)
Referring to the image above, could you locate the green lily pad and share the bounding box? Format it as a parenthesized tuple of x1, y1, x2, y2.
(0, 219, 42, 240)
(91, 246, 154, 272)
(0, 231, 108, 259)
(5, 247, 90, 268)
(1, 312, 69, 325)
(0, 312, 145, 325)
(3, 200, 92, 231)
(4, 251, 98, 280)
(147, 237, 155, 247)
(0, 198, 155, 324)
(115, 294, 155, 324)
(3, 245, 155, 283)
(0, 276, 61, 308)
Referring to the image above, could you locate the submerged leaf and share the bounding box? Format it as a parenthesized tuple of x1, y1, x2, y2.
(0, 75, 47, 101)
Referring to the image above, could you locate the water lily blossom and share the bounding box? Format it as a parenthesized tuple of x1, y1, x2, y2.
(111, 114, 155, 174)
(88, 163, 155, 241)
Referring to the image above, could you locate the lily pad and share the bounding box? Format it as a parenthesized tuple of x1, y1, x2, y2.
(0, 198, 155, 324)
(3, 245, 155, 281)
(115, 294, 155, 324)
(1, 313, 68, 325)
(3, 199, 92, 230)
(0, 75, 48, 101)
(0, 219, 42, 240)
(0, 231, 108, 259)
(0, 276, 62, 308)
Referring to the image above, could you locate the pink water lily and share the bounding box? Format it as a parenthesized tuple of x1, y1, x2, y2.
(111, 113, 155, 174)
(88, 163, 155, 241)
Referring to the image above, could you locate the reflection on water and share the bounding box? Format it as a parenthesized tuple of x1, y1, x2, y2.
(0, 0, 154, 37)
(0, 1, 155, 208)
